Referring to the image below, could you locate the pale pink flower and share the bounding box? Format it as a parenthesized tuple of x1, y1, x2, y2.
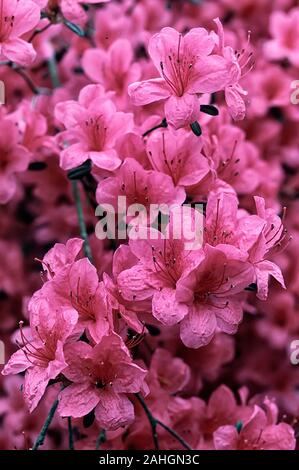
(128, 26, 231, 129)
(0, 0, 40, 66)
(58, 334, 147, 430)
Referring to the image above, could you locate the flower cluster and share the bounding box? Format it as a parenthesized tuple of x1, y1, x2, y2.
(0, 0, 298, 451)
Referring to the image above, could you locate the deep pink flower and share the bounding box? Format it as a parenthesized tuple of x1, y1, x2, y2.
(128, 26, 231, 129)
(2, 299, 78, 412)
(55, 84, 133, 171)
(0, 0, 40, 66)
(58, 334, 147, 430)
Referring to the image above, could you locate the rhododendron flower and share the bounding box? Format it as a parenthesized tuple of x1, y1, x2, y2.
(214, 400, 296, 450)
(0, 0, 40, 66)
(264, 8, 299, 67)
(37, 257, 112, 344)
(2, 299, 78, 412)
(128, 26, 231, 129)
(58, 0, 110, 27)
(58, 334, 147, 430)
(212, 18, 250, 121)
(117, 210, 204, 328)
(248, 197, 287, 300)
(146, 129, 210, 191)
(82, 39, 141, 109)
(175, 245, 254, 348)
(0, 118, 31, 204)
(96, 157, 186, 223)
(55, 85, 133, 171)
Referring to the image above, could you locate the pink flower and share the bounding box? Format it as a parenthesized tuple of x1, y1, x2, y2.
(128, 26, 230, 129)
(82, 39, 141, 109)
(248, 197, 287, 300)
(55, 84, 133, 171)
(96, 157, 186, 224)
(40, 257, 112, 344)
(0, 0, 40, 66)
(212, 18, 251, 121)
(176, 245, 253, 348)
(59, 0, 110, 27)
(0, 118, 30, 204)
(41, 238, 84, 279)
(146, 128, 210, 192)
(2, 299, 78, 412)
(117, 211, 203, 328)
(103, 244, 149, 334)
(214, 400, 296, 450)
(264, 8, 299, 67)
(58, 334, 147, 430)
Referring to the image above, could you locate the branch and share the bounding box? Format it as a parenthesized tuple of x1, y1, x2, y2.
(71, 180, 93, 263)
(142, 118, 168, 137)
(135, 393, 159, 450)
(32, 398, 59, 450)
(135, 394, 192, 451)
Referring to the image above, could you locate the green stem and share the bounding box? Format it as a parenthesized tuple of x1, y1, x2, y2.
(68, 417, 75, 450)
(71, 180, 93, 263)
(48, 55, 61, 89)
(32, 398, 59, 450)
(96, 429, 106, 450)
(156, 419, 192, 451)
(135, 394, 193, 451)
(135, 394, 159, 450)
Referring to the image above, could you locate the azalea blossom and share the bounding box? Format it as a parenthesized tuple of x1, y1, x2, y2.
(58, 333, 147, 430)
(128, 25, 232, 129)
(0, 0, 40, 66)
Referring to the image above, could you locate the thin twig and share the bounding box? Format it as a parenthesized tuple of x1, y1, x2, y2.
(68, 417, 75, 450)
(135, 393, 193, 450)
(32, 398, 59, 450)
(29, 22, 52, 42)
(142, 118, 168, 137)
(156, 419, 192, 450)
(135, 394, 159, 450)
(71, 180, 93, 263)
